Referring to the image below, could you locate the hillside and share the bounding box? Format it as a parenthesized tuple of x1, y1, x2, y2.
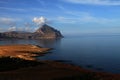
(0, 24, 63, 39)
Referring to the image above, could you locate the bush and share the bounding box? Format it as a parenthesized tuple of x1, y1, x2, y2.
(0, 56, 43, 72)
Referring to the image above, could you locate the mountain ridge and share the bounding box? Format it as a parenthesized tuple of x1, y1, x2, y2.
(0, 24, 63, 39)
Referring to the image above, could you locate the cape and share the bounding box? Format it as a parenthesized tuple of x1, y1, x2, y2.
(0, 24, 63, 39)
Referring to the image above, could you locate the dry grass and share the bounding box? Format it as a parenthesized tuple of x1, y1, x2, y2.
(0, 44, 51, 60)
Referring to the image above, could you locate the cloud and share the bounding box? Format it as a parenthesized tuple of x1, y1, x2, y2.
(33, 16, 47, 25)
(8, 26, 16, 31)
(56, 14, 117, 24)
(24, 22, 33, 32)
(32, 16, 54, 31)
(56, 16, 77, 23)
(8, 23, 33, 32)
(0, 17, 33, 32)
(0, 17, 15, 25)
(0, 7, 48, 13)
(51, 7, 117, 24)
(37, 0, 46, 7)
(0, 17, 21, 26)
(57, 5, 66, 10)
(0, 17, 14, 22)
(79, 15, 116, 24)
(0, 7, 26, 12)
(64, 0, 120, 5)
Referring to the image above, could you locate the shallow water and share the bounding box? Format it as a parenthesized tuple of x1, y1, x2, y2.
(0, 35, 120, 73)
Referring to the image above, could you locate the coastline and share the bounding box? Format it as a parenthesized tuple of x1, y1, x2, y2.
(0, 44, 52, 60)
(0, 58, 120, 80)
(0, 44, 120, 80)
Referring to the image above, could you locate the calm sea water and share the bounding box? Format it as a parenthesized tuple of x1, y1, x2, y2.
(0, 35, 120, 73)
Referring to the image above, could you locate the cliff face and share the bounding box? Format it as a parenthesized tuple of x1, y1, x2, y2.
(0, 24, 63, 39)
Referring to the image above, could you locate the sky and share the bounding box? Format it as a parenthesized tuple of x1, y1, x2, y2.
(0, 0, 120, 35)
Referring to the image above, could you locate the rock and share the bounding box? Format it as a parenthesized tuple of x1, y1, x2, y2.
(0, 24, 63, 39)
(33, 24, 63, 39)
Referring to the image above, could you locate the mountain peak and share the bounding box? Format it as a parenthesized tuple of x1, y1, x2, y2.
(34, 24, 63, 39)
(36, 24, 56, 33)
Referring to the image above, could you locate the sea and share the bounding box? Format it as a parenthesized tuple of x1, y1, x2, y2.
(0, 35, 120, 73)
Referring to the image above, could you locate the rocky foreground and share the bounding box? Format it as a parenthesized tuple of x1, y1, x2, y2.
(0, 44, 120, 80)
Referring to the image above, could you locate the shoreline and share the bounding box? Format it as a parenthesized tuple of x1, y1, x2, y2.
(0, 44, 120, 80)
(0, 57, 120, 80)
(0, 44, 52, 60)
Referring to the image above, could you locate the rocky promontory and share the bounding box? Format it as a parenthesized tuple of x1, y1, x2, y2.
(0, 24, 63, 39)
(0, 44, 51, 60)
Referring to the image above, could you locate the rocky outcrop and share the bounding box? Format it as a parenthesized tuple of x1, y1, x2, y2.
(33, 24, 63, 39)
(0, 24, 63, 39)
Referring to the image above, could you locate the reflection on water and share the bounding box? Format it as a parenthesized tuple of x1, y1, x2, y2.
(34, 39, 61, 48)
(0, 39, 61, 48)
(1, 36, 120, 73)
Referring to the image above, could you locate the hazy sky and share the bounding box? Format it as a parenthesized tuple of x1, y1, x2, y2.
(0, 0, 120, 35)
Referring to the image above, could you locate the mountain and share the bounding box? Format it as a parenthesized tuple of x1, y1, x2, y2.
(3, 31, 33, 39)
(33, 24, 63, 39)
(0, 24, 63, 39)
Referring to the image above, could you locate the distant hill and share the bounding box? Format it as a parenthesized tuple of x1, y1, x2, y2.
(0, 24, 63, 39)
(33, 24, 63, 39)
